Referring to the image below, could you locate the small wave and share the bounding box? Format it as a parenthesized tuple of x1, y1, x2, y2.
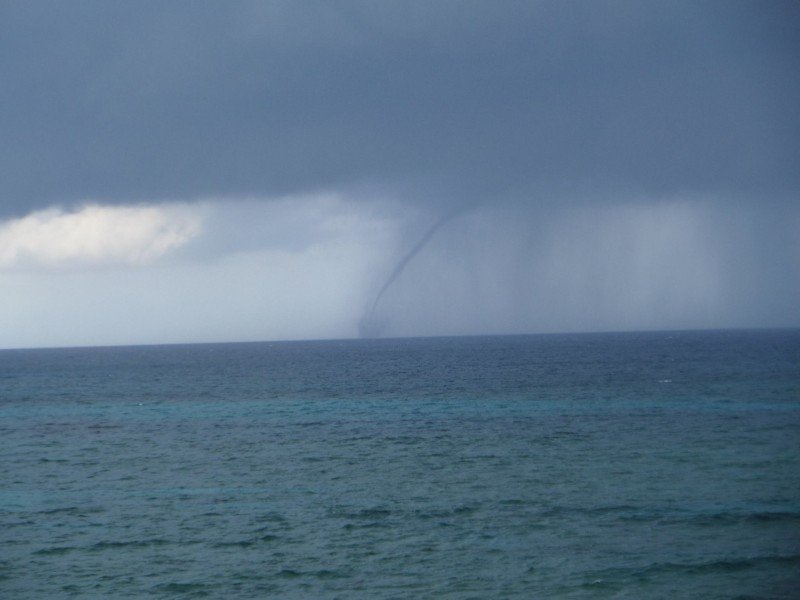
(212, 533, 280, 546)
(273, 568, 349, 580)
(276, 569, 301, 579)
(342, 521, 391, 530)
(36, 506, 80, 515)
(32, 546, 77, 556)
(452, 504, 477, 515)
(584, 554, 800, 583)
(641, 554, 800, 576)
(153, 581, 211, 596)
(212, 540, 254, 548)
(89, 539, 170, 551)
(252, 512, 288, 524)
(688, 510, 800, 527)
(499, 498, 528, 506)
(413, 504, 480, 520)
(578, 579, 623, 592)
(328, 506, 392, 520)
(313, 569, 349, 580)
(647, 510, 800, 528)
(537, 505, 800, 528)
(36, 505, 105, 516)
(539, 504, 641, 519)
(353, 507, 391, 518)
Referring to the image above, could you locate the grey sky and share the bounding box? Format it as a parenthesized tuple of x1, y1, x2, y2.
(3, 0, 799, 213)
(1, 1, 798, 347)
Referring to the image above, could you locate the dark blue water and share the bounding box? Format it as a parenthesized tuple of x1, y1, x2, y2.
(2, 330, 799, 598)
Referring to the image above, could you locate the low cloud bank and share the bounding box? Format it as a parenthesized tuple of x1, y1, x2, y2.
(0, 204, 204, 268)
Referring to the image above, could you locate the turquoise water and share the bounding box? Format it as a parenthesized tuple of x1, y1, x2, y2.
(2, 330, 799, 598)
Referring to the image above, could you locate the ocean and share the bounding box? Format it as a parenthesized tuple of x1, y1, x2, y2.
(1, 329, 799, 598)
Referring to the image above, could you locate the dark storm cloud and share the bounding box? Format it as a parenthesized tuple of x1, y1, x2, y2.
(1, 0, 798, 217)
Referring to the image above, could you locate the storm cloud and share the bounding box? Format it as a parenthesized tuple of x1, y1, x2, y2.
(1, 1, 798, 346)
(3, 0, 798, 215)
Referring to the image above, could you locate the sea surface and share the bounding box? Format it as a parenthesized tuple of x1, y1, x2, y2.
(1, 329, 799, 598)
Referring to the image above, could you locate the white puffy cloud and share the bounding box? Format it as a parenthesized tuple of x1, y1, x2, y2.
(0, 203, 204, 268)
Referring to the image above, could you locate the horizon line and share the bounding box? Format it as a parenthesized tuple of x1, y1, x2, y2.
(1, 325, 798, 353)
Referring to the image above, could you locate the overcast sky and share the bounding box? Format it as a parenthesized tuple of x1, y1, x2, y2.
(1, 0, 798, 348)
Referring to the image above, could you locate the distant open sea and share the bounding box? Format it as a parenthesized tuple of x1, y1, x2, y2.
(2, 330, 799, 598)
